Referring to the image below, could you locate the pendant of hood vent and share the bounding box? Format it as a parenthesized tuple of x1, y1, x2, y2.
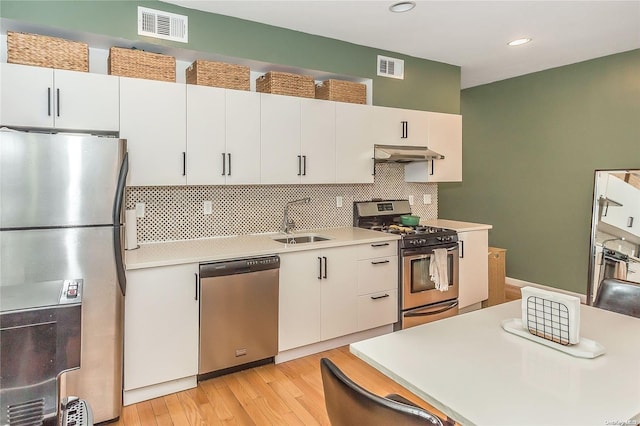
(374, 144, 444, 163)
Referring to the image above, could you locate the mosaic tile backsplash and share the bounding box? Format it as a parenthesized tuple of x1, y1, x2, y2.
(126, 163, 438, 243)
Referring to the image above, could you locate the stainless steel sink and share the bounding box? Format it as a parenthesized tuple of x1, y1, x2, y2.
(272, 234, 331, 244)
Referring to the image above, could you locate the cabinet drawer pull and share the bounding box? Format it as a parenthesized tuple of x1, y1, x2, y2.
(628, 217, 634, 228)
(56, 88, 60, 117)
(227, 153, 231, 176)
(430, 159, 435, 176)
(302, 155, 307, 176)
(47, 87, 52, 116)
(194, 273, 199, 301)
(371, 260, 390, 265)
(182, 152, 186, 176)
(318, 257, 322, 279)
(222, 153, 226, 176)
(323, 256, 328, 279)
(371, 293, 390, 300)
(459, 240, 464, 258)
(371, 243, 390, 247)
(298, 155, 302, 176)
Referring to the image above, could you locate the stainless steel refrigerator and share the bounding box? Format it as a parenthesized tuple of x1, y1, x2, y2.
(0, 129, 128, 423)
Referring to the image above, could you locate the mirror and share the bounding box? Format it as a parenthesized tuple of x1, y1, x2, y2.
(587, 169, 640, 305)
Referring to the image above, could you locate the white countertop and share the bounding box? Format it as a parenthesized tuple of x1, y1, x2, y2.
(351, 300, 640, 426)
(125, 227, 400, 269)
(421, 219, 492, 232)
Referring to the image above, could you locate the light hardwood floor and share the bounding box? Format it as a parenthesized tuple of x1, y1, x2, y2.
(115, 345, 451, 425)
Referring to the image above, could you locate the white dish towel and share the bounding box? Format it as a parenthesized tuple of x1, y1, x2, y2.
(430, 248, 449, 291)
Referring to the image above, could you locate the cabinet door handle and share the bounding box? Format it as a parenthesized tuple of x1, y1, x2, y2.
(182, 152, 186, 176)
(298, 155, 302, 176)
(302, 155, 307, 176)
(371, 260, 390, 265)
(372, 157, 376, 176)
(459, 240, 464, 258)
(194, 273, 199, 300)
(318, 257, 322, 279)
(227, 153, 231, 176)
(56, 88, 60, 117)
(222, 153, 226, 176)
(401, 121, 408, 139)
(430, 159, 435, 176)
(371, 243, 390, 247)
(371, 293, 390, 300)
(47, 87, 52, 116)
(323, 256, 328, 279)
(628, 217, 634, 228)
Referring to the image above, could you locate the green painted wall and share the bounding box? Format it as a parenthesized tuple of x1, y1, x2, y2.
(439, 50, 640, 294)
(0, 0, 460, 113)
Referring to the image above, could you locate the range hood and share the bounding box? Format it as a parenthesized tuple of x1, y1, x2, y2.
(374, 144, 445, 164)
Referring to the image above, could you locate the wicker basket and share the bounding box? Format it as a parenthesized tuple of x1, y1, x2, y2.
(108, 47, 176, 82)
(256, 71, 315, 98)
(186, 60, 250, 91)
(315, 79, 366, 104)
(7, 31, 88, 72)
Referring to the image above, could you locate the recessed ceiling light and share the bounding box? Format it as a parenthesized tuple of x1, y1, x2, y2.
(508, 38, 532, 46)
(389, 1, 416, 13)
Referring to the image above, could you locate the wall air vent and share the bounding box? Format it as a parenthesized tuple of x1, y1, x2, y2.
(377, 55, 404, 79)
(138, 6, 188, 43)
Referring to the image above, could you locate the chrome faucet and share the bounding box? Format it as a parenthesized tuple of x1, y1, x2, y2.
(282, 197, 310, 234)
(602, 237, 625, 249)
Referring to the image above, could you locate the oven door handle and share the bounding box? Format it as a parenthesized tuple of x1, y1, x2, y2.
(404, 300, 458, 317)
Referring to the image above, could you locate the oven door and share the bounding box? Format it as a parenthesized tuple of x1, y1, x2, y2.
(402, 243, 459, 309)
(402, 299, 459, 329)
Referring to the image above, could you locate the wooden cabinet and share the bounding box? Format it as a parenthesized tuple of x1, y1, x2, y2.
(186, 86, 261, 185)
(335, 103, 375, 183)
(123, 263, 199, 404)
(278, 240, 398, 352)
(483, 247, 506, 307)
(457, 229, 489, 309)
(372, 105, 429, 146)
(120, 77, 186, 186)
(404, 112, 462, 182)
(0, 63, 119, 132)
(260, 94, 336, 184)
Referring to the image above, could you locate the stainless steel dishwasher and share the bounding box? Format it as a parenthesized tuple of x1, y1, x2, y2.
(198, 256, 279, 378)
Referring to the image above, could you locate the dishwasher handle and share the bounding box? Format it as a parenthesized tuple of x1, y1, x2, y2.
(200, 256, 280, 278)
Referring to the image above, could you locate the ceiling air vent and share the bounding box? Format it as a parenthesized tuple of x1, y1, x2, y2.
(377, 55, 404, 80)
(138, 6, 188, 43)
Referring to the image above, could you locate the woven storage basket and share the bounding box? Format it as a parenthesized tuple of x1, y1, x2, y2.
(7, 31, 88, 72)
(108, 47, 176, 82)
(256, 71, 315, 98)
(315, 79, 366, 104)
(186, 60, 250, 91)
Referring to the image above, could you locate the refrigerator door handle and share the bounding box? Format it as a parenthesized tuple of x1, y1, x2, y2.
(113, 152, 129, 296)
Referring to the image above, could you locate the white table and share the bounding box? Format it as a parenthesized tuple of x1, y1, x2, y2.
(350, 301, 640, 426)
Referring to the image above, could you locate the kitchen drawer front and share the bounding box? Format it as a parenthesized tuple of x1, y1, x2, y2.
(358, 289, 398, 331)
(356, 241, 397, 260)
(357, 256, 398, 295)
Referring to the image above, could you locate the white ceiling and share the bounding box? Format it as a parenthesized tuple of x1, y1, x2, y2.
(162, 0, 640, 88)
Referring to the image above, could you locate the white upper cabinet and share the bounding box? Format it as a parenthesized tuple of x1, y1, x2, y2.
(225, 90, 261, 185)
(186, 84, 226, 185)
(300, 98, 336, 184)
(601, 174, 640, 237)
(336, 103, 375, 183)
(260, 94, 302, 184)
(372, 105, 429, 147)
(0, 63, 119, 132)
(404, 112, 462, 183)
(120, 77, 186, 186)
(186, 86, 261, 185)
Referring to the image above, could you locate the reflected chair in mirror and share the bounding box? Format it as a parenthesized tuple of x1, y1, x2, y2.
(320, 357, 452, 426)
(593, 278, 640, 318)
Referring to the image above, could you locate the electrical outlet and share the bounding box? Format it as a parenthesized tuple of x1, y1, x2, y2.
(203, 201, 213, 215)
(336, 196, 343, 208)
(408, 195, 414, 205)
(423, 194, 432, 205)
(135, 203, 145, 218)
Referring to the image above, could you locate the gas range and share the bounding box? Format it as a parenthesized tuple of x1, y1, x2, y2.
(353, 200, 457, 249)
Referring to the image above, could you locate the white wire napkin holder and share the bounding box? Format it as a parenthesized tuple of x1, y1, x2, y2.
(502, 287, 605, 359)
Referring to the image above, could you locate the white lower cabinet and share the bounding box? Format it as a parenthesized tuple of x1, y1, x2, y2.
(123, 263, 199, 405)
(457, 229, 489, 309)
(278, 241, 398, 352)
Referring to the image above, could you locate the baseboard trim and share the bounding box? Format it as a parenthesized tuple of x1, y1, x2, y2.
(505, 277, 587, 304)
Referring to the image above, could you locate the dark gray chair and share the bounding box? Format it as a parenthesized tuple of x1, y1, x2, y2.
(594, 278, 640, 318)
(320, 357, 452, 426)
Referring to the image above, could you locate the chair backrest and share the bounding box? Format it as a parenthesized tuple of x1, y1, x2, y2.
(594, 278, 640, 318)
(320, 357, 443, 426)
